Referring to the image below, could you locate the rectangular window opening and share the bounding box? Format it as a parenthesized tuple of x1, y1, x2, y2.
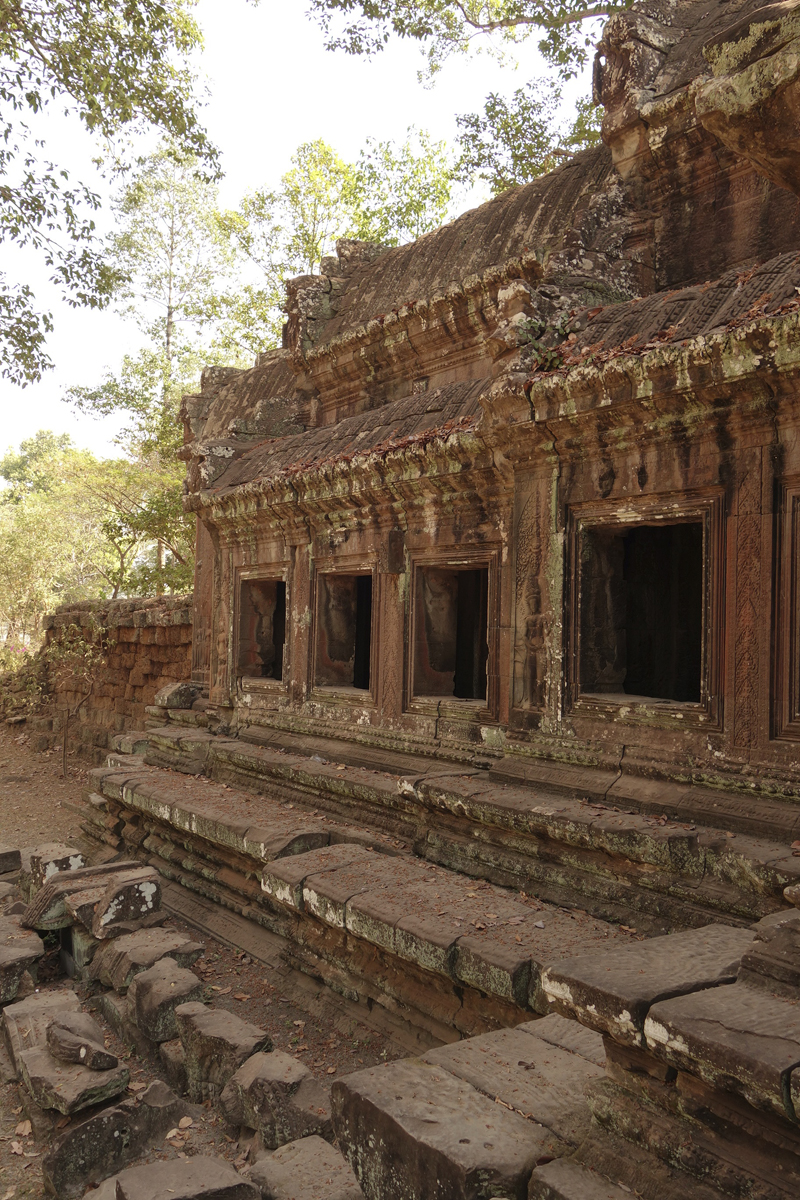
(316, 573, 372, 691)
(414, 566, 489, 701)
(579, 522, 703, 703)
(238, 579, 286, 681)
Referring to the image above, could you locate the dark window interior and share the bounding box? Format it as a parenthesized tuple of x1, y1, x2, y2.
(238, 579, 286, 680)
(316, 573, 372, 690)
(579, 522, 703, 703)
(414, 566, 489, 700)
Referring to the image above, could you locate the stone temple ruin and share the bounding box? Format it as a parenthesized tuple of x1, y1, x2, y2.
(4, 0, 800, 1195)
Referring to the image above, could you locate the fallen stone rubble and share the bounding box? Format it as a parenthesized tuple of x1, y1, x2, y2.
(0, 846, 362, 1198)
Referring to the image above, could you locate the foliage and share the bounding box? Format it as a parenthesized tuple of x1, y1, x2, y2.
(352, 129, 453, 243)
(308, 0, 633, 77)
(0, 0, 220, 387)
(456, 84, 602, 193)
(225, 131, 455, 344)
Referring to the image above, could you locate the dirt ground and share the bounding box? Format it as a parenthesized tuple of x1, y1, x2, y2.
(0, 726, 402, 1198)
(0, 725, 90, 851)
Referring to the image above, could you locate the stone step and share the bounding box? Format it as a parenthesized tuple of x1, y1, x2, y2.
(126, 724, 800, 929)
(330, 1014, 605, 1200)
(84, 762, 628, 1035)
(249, 1134, 364, 1200)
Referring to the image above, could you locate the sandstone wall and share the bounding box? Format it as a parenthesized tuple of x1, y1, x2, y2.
(30, 596, 193, 762)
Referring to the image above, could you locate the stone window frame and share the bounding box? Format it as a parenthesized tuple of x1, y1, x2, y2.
(405, 546, 501, 721)
(773, 477, 800, 741)
(565, 489, 725, 730)
(310, 555, 378, 706)
(234, 565, 290, 694)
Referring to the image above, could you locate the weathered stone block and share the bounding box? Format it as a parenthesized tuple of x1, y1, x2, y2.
(19, 1044, 129, 1114)
(96, 1156, 259, 1200)
(155, 681, 201, 709)
(0, 844, 22, 874)
(542, 925, 754, 1046)
(41, 1079, 186, 1199)
(127, 957, 204, 1042)
(250, 1135, 364, 1200)
(423, 1023, 602, 1146)
(89, 927, 204, 991)
(29, 844, 86, 893)
(0, 913, 44, 1003)
(332, 1058, 550, 1200)
(46, 1010, 118, 1070)
(175, 1001, 273, 1101)
(644, 983, 800, 1119)
(90, 866, 161, 938)
(219, 1051, 332, 1148)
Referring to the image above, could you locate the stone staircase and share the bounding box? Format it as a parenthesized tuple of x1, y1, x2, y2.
(95, 705, 800, 937)
(29, 710, 800, 1197)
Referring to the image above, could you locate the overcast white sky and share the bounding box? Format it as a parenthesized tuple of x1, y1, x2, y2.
(1, 0, 561, 458)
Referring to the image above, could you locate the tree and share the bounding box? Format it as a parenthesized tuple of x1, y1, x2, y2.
(352, 129, 453, 243)
(0, 0, 220, 387)
(308, 0, 633, 77)
(66, 147, 245, 592)
(226, 131, 455, 344)
(456, 85, 602, 194)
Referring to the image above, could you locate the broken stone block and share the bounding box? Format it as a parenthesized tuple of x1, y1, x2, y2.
(29, 844, 86, 893)
(0, 844, 22, 874)
(89, 926, 204, 991)
(175, 1001, 273, 1101)
(41, 1079, 186, 1199)
(23, 860, 142, 930)
(332, 1058, 551, 1200)
(0, 913, 44, 1003)
(19, 1044, 129, 1114)
(90, 866, 161, 939)
(127, 956, 204, 1043)
(155, 680, 202, 709)
(46, 1011, 118, 1070)
(542, 924, 754, 1047)
(3, 989, 81, 1074)
(250, 1135, 364, 1200)
(219, 1051, 332, 1147)
(97, 1155, 259, 1199)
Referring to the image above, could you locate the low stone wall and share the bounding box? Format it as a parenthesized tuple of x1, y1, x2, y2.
(27, 597, 193, 762)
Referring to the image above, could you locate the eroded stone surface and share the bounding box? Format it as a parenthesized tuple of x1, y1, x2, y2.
(0, 913, 44, 1003)
(423, 1024, 602, 1146)
(219, 1050, 332, 1147)
(89, 927, 204, 991)
(19, 1044, 129, 1114)
(46, 1010, 118, 1070)
(332, 1057, 551, 1200)
(644, 983, 800, 1119)
(250, 1135, 364, 1200)
(29, 844, 86, 893)
(98, 1155, 259, 1199)
(176, 1001, 273, 1100)
(543, 925, 754, 1046)
(127, 956, 204, 1042)
(90, 866, 162, 938)
(0, 845, 22, 874)
(41, 1079, 185, 1198)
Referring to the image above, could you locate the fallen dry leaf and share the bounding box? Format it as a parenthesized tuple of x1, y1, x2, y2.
(233, 992, 251, 1002)
(10, 1142, 23, 1156)
(327, 1067, 336, 1074)
(212, 986, 232, 995)
(14, 1121, 31, 1137)
(128, 1082, 148, 1092)
(178, 1116, 193, 1130)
